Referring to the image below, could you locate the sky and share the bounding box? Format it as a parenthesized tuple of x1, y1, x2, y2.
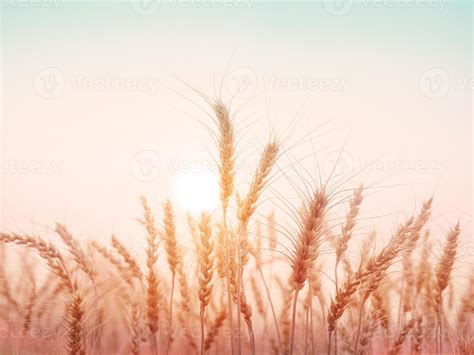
(0, 1, 472, 257)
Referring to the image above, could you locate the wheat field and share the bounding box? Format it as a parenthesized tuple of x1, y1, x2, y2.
(0, 98, 472, 355)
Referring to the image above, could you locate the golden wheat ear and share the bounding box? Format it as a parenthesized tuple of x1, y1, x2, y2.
(55, 223, 96, 280)
(213, 99, 236, 218)
(111, 234, 143, 281)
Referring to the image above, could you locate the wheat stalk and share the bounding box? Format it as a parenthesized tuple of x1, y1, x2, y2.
(289, 188, 328, 354)
(197, 212, 215, 355)
(434, 223, 461, 353)
(212, 98, 237, 355)
(388, 318, 415, 355)
(138, 198, 161, 355)
(160, 199, 181, 354)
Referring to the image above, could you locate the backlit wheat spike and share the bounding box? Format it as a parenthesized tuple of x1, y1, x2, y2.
(178, 311, 198, 350)
(372, 291, 390, 331)
(22, 280, 36, 332)
(89, 240, 134, 286)
(413, 316, 423, 354)
(67, 292, 86, 355)
(130, 301, 141, 355)
(213, 99, 235, 218)
(0, 233, 74, 292)
(457, 271, 474, 333)
(291, 188, 328, 291)
(177, 259, 198, 351)
(159, 198, 180, 354)
(288, 188, 328, 354)
(215, 224, 227, 279)
(252, 220, 263, 267)
(336, 184, 363, 264)
(327, 216, 416, 351)
(197, 213, 214, 315)
(237, 141, 279, 266)
(415, 230, 432, 294)
(111, 235, 143, 281)
(213, 98, 237, 355)
(328, 198, 432, 340)
(162, 199, 179, 276)
(358, 308, 378, 355)
(388, 318, 415, 355)
(434, 223, 461, 353)
(204, 307, 227, 350)
(197, 212, 215, 355)
(401, 201, 432, 315)
(56, 223, 96, 280)
(435, 223, 461, 304)
(139, 197, 161, 352)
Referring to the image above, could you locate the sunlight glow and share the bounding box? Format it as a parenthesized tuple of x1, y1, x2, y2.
(173, 171, 220, 215)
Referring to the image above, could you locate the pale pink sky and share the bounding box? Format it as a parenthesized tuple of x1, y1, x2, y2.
(1, 2, 472, 259)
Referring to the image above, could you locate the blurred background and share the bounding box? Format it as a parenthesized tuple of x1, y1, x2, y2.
(0, 1, 472, 259)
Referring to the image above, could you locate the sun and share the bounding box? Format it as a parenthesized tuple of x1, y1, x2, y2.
(173, 171, 220, 215)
